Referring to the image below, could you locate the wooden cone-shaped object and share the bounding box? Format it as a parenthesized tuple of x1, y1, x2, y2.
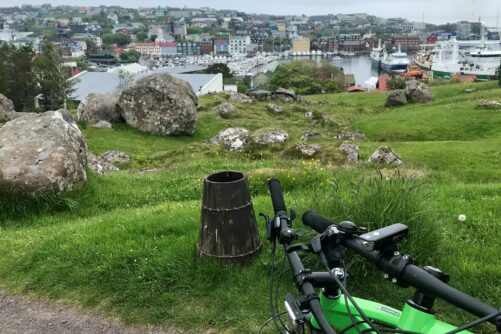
(198, 171, 261, 265)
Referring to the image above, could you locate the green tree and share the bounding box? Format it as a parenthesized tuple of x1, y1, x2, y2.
(119, 50, 141, 63)
(269, 60, 344, 95)
(102, 32, 131, 47)
(206, 63, 233, 79)
(33, 41, 75, 110)
(136, 32, 148, 42)
(0, 44, 38, 112)
(117, 69, 134, 92)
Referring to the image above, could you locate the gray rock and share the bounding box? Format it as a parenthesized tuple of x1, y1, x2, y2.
(0, 94, 17, 121)
(117, 73, 197, 136)
(368, 146, 403, 165)
(333, 131, 367, 141)
(77, 92, 121, 124)
(385, 89, 408, 107)
(229, 92, 253, 104)
(208, 127, 251, 151)
(87, 152, 119, 175)
(297, 143, 321, 157)
(267, 103, 284, 113)
(272, 87, 296, 102)
(477, 100, 501, 110)
(252, 130, 289, 145)
(405, 80, 434, 103)
(247, 90, 272, 101)
(100, 150, 131, 165)
(339, 143, 359, 162)
(91, 120, 112, 129)
(0, 110, 87, 195)
(213, 102, 236, 118)
(304, 111, 315, 120)
(300, 130, 321, 141)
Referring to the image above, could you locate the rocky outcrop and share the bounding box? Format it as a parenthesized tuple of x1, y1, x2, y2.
(117, 73, 197, 136)
(478, 100, 501, 110)
(368, 146, 403, 165)
(101, 151, 131, 165)
(247, 88, 302, 102)
(86, 150, 131, 175)
(385, 89, 407, 107)
(267, 103, 284, 113)
(333, 131, 367, 141)
(0, 110, 87, 195)
(208, 128, 251, 151)
(213, 102, 236, 118)
(229, 92, 253, 104)
(339, 143, 359, 162)
(273, 87, 297, 102)
(300, 130, 321, 141)
(77, 92, 122, 124)
(251, 130, 289, 145)
(86, 152, 119, 175)
(0, 94, 16, 121)
(297, 143, 321, 157)
(405, 80, 434, 103)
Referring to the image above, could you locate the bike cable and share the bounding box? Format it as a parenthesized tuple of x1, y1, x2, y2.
(323, 263, 382, 334)
(269, 239, 291, 333)
(274, 250, 290, 331)
(444, 309, 501, 334)
(257, 311, 289, 334)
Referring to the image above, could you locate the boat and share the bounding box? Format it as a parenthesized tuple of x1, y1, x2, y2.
(370, 41, 410, 73)
(431, 37, 498, 80)
(413, 48, 435, 70)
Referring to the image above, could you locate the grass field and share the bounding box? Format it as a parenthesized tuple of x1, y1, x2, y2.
(0, 81, 500, 333)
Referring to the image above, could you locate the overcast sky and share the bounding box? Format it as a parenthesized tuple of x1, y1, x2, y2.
(3, 0, 501, 26)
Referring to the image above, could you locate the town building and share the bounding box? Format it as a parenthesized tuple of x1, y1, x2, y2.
(213, 40, 229, 54)
(229, 36, 251, 54)
(133, 42, 177, 57)
(292, 37, 310, 53)
(456, 21, 472, 40)
(177, 42, 200, 55)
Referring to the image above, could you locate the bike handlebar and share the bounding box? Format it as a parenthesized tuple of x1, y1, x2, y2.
(268, 179, 287, 216)
(302, 210, 499, 325)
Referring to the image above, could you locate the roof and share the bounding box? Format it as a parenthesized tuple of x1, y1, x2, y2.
(70, 69, 216, 101)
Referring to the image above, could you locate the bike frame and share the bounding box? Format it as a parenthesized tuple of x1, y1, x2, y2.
(308, 291, 473, 334)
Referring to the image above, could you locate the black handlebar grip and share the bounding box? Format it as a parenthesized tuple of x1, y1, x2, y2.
(268, 179, 287, 215)
(302, 210, 334, 233)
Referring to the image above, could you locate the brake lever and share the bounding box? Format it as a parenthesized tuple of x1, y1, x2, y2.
(259, 213, 274, 242)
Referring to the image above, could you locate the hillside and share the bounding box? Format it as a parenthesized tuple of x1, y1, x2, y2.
(0, 81, 500, 333)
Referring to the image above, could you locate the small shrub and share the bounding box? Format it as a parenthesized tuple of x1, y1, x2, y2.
(387, 77, 407, 90)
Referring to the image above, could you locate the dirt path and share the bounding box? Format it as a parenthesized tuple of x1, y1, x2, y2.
(0, 290, 183, 334)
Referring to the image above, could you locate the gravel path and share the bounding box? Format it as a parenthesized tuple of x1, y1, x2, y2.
(0, 290, 183, 334)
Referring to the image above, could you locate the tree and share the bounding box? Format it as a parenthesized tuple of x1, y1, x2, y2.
(206, 63, 233, 79)
(0, 44, 38, 112)
(119, 50, 141, 63)
(33, 41, 75, 110)
(269, 60, 344, 95)
(102, 32, 131, 47)
(136, 32, 148, 42)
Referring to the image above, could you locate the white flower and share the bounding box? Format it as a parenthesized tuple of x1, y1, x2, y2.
(458, 214, 467, 222)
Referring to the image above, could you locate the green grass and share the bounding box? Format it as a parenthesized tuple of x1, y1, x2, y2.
(0, 81, 500, 333)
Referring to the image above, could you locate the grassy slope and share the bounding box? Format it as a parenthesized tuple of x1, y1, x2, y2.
(0, 82, 499, 333)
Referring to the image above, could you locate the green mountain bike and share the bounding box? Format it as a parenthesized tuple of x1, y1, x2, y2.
(259, 179, 500, 334)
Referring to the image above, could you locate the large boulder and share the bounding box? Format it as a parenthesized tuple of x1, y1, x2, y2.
(385, 89, 407, 107)
(272, 87, 296, 102)
(368, 146, 403, 165)
(117, 73, 197, 136)
(208, 127, 251, 151)
(405, 80, 434, 103)
(229, 92, 253, 104)
(0, 94, 17, 121)
(339, 143, 359, 162)
(296, 143, 321, 157)
(0, 110, 87, 195)
(251, 129, 289, 145)
(77, 92, 122, 124)
(213, 102, 236, 118)
(247, 90, 272, 101)
(267, 103, 284, 113)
